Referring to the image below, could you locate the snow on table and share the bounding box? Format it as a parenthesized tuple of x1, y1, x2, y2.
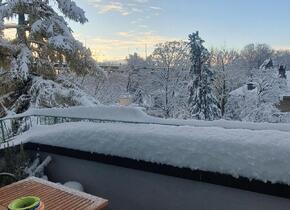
(9, 121, 290, 186)
(3, 105, 290, 132)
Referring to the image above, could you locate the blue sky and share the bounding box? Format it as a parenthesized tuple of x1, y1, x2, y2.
(70, 0, 290, 61)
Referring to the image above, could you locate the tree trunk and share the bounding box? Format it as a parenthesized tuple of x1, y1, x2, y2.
(17, 14, 27, 44)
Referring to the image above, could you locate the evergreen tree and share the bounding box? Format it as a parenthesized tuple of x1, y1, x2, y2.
(188, 31, 221, 120)
(0, 0, 100, 81)
(0, 0, 102, 117)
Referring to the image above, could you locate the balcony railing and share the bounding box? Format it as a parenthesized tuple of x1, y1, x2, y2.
(0, 114, 182, 143)
(1, 110, 290, 143)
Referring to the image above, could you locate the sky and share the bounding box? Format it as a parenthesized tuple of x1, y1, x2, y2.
(7, 0, 290, 62)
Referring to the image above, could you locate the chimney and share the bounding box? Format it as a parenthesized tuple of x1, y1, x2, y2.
(279, 65, 286, 79)
(247, 83, 255, 90)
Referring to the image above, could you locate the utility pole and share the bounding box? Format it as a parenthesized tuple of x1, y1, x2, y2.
(145, 44, 148, 60)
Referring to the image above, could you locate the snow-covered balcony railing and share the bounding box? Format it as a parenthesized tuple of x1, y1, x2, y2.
(2, 105, 290, 143)
(2, 106, 290, 203)
(0, 106, 181, 142)
(0, 115, 133, 143)
(0, 116, 33, 143)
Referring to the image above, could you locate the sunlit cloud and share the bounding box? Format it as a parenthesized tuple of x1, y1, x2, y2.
(117, 31, 132, 37)
(74, 31, 181, 62)
(273, 45, 290, 51)
(94, 2, 130, 15)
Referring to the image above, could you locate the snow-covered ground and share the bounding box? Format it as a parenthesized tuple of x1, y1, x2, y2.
(6, 121, 290, 186)
(3, 105, 290, 132)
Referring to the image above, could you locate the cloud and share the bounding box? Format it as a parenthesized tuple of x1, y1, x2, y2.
(133, 0, 149, 3)
(117, 31, 131, 37)
(89, 0, 102, 3)
(150, 6, 162, 10)
(94, 2, 130, 15)
(88, 0, 162, 17)
(138, 24, 148, 28)
(75, 31, 182, 61)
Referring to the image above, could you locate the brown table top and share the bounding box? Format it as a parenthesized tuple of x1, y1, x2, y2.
(0, 177, 108, 210)
(0, 206, 6, 210)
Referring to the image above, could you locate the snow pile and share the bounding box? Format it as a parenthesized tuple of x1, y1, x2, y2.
(29, 77, 98, 108)
(8, 105, 152, 122)
(10, 121, 290, 186)
(64, 181, 84, 192)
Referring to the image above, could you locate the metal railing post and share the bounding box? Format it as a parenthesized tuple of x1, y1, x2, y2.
(0, 120, 6, 142)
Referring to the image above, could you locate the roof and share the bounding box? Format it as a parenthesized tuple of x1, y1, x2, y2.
(229, 85, 257, 97)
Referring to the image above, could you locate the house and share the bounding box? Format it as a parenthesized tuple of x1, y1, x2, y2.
(99, 63, 125, 74)
(118, 94, 132, 106)
(228, 65, 290, 113)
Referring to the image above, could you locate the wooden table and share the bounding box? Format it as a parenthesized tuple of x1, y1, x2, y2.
(0, 177, 108, 210)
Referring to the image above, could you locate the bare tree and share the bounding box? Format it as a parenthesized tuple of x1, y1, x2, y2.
(210, 48, 239, 116)
(148, 41, 190, 118)
(241, 43, 273, 72)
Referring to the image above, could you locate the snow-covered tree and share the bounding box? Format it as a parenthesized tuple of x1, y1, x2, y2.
(188, 31, 221, 120)
(148, 41, 190, 118)
(225, 59, 288, 122)
(0, 0, 101, 81)
(0, 0, 103, 117)
(210, 48, 240, 116)
(126, 53, 148, 103)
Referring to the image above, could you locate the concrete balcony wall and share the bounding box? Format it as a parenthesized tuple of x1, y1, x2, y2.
(38, 151, 290, 210)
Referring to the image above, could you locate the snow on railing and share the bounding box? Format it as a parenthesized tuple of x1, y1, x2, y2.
(0, 114, 184, 143)
(1, 110, 290, 143)
(0, 116, 33, 143)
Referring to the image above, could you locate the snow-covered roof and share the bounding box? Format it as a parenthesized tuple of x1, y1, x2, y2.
(8, 121, 290, 186)
(229, 85, 257, 97)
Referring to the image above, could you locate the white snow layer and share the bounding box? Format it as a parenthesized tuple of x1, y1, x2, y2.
(4, 105, 290, 132)
(64, 181, 84, 192)
(10, 121, 290, 186)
